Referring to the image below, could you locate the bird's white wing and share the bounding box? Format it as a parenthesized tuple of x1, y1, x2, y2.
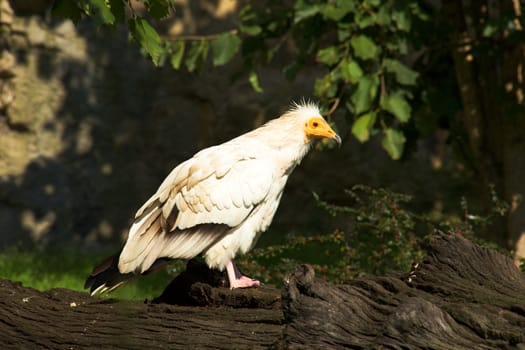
(118, 142, 275, 273)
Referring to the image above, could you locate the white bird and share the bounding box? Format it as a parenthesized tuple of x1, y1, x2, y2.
(85, 101, 341, 294)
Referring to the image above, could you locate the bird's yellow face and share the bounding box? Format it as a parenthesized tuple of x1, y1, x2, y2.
(304, 116, 342, 146)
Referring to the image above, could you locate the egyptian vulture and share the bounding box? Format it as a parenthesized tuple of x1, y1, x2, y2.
(85, 101, 341, 294)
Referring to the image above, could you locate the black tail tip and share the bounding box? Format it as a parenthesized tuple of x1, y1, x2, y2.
(85, 253, 129, 295)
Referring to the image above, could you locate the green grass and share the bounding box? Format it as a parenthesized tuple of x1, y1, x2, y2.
(0, 247, 180, 300)
(0, 234, 349, 301)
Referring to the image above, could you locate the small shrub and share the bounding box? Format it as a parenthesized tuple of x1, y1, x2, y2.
(238, 184, 509, 286)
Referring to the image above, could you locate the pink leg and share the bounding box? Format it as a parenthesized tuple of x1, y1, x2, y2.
(225, 260, 260, 289)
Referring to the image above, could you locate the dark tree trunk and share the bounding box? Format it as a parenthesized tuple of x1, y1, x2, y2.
(1, 233, 525, 349)
(442, 0, 525, 258)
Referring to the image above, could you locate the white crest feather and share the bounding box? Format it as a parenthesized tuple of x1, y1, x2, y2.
(288, 99, 320, 115)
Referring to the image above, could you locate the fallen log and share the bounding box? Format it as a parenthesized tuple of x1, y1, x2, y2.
(283, 233, 525, 349)
(1, 233, 524, 349)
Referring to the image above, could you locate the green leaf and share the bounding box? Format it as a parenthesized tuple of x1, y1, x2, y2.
(337, 22, 352, 41)
(314, 73, 338, 98)
(89, 0, 115, 24)
(375, 5, 391, 25)
(381, 93, 411, 122)
(383, 59, 418, 85)
(239, 24, 262, 36)
(365, 0, 381, 6)
(294, 4, 321, 24)
(249, 70, 263, 93)
(211, 33, 241, 66)
(355, 13, 375, 29)
(350, 35, 379, 60)
(52, 0, 82, 22)
(351, 75, 379, 114)
(283, 62, 301, 80)
(108, 0, 125, 23)
(317, 46, 339, 65)
(322, 1, 355, 21)
(239, 4, 255, 20)
(341, 59, 363, 83)
(482, 22, 499, 37)
(170, 41, 185, 70)
(185, 40, 209, 73)
(409, 2, 430, 21)
(128, 18, 162, 65)
(352, 112, 377, 142)
(145, 0, 172, 20)
(393, 37, 408, 55)
(392, 9, 411, 31)
(382, 128, 406, 160)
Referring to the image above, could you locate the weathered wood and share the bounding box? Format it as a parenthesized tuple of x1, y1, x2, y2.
(1, 233, 525, 349)
(153, 259, 281, 309)
(0, 279, 283, 349)
(282, 234, 525, 349)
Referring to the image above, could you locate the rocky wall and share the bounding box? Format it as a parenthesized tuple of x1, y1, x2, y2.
(0, 0, 331, 248)
(0, 0, 464, 250)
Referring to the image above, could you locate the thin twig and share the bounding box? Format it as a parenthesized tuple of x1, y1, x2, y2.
(327, 97, 341, 116)
(380, 72, 386, 97)
(160, 29, 238, 41)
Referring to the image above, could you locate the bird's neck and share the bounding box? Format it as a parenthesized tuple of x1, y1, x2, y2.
(244, 125, 313, 167)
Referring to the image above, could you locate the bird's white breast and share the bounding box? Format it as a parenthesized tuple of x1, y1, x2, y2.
(203, 149, 295, 270)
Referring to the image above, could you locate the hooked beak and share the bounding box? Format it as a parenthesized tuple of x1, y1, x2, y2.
(332, 134, 342, 147)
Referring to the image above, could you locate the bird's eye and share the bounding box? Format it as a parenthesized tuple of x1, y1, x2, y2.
(312, 121, 319, 128)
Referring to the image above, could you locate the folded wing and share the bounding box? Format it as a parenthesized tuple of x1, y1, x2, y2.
(118, 144, 274, 274)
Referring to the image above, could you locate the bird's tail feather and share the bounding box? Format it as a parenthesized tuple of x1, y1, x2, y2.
(84, 253, 172, 296)
(84, 253, 132, 295)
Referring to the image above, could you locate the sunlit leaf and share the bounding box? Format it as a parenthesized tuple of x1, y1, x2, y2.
(128, 18, 162, 65)
(351, 75, 379, 114)
(249, 70, 263, 93)
(322, 1, 355, 21)
(211, 32, 241, 66)
(350, 35, 379, 60)
(352, 112, 377, 142)
(294, 4, 321, 23)
(384, 58, 418, 85)
(89, 0, 115, 24)
(341, 59, 363, 83)
(381, 93, 411, 122)
(317, 46, 339, 65)
(382, 128, 406, 160)
(170, 40, 185, 70)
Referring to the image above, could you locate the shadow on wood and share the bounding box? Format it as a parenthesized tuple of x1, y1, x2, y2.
(1, 233, 525, 349)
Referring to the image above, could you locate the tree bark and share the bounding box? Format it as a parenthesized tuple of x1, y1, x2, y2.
(442, 0, 525, 259)
(1, 233, 525, 349)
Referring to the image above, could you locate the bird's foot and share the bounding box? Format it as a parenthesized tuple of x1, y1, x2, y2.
(229, 275, 261, 289)
(226, 260, 261, 289)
